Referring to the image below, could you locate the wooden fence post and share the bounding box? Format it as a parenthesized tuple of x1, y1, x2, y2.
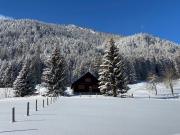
(36, 99, 38, 111)
(27, 102, 30, 116)
(47, 97, 49, 106)
(12, 107, 15, 122)
(43, 99, 45, 108)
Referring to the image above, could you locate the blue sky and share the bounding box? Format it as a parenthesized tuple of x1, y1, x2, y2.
(0, 0, 180, 43)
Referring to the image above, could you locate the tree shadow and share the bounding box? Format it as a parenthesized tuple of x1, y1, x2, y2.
(0, 129, 38, 134)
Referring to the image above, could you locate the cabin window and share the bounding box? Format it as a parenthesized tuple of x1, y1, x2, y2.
(85, 78, 91, 82)
(78, 85, 85, 89)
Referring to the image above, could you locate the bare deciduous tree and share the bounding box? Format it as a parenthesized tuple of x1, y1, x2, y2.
(147, 72, 159, 95)
(163, 68, 176, 95)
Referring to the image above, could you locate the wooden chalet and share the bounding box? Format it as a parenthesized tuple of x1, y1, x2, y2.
(71, 72, 100, 94)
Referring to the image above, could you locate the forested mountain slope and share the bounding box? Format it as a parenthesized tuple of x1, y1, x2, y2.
(0, 19, 179, 87)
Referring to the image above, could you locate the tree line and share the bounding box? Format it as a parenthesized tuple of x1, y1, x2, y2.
(7, 38, 178, 97)
(13, 47, 67, 97)
(0, 20, 179, 97)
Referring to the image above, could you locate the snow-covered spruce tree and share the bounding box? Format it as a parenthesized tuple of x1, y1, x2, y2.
(31, 46, 43, 85)
(115, 55, 129, 95)
(0, 60, 8, 87)
(2, 62, 14, 87)
(98, 58, 111, 95)
(126, 60, 137, 84)
(13, 58, 35, 97)
(2, 60, 19, 87)
(41, 47, 67, 96)
(98, 38, 128, 97)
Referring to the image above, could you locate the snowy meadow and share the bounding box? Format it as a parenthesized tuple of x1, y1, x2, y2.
(0, 80, 180, 135)
(0, 96, 180, 135)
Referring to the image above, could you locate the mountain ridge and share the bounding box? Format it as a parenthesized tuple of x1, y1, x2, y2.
(0, 18, 179, 45)
(0, 19, 179, 86)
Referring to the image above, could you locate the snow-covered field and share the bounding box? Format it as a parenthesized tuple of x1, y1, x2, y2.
(0, 80, 180, 135)
(128, 79, 180, 98)
(0, 96, 180, 135)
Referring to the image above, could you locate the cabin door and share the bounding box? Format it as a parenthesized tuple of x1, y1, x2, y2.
(88, 86, 92, 94)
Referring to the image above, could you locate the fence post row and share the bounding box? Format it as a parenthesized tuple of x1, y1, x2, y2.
(11, 96, 60, 123)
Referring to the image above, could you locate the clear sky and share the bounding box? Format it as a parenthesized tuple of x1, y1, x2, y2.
(0, 0, 180, 43)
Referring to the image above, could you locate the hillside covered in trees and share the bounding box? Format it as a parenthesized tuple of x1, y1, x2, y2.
(0, 19, 179, 88)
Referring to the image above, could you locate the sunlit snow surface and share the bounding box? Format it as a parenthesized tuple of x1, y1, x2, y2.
(128, 79, 180, 98)
(0, 80, 180, 135)
(0, 95, 180, 135)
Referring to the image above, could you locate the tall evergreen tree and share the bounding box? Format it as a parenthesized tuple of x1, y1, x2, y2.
(98, 58, 111, 95)
(0, 60, 8, 87)
(31, 46, 43, 84)
(13, 58, 35, 97)
(3, 62, 14, 87)
(126, 60, 137, 84)
(41, 47, 67, 96)
(98, 38, 128, 97)
(115, 54, 129, 94)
